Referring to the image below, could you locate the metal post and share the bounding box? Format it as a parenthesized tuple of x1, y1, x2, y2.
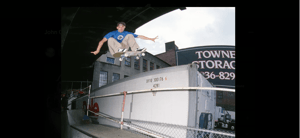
(120, 91, 127, 129)
(71, 82, 73, 91)
(87, 85, 91, 116)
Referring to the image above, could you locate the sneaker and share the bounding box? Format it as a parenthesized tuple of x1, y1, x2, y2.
(118, 48, 127, 52)
(136, 47, 146, 52)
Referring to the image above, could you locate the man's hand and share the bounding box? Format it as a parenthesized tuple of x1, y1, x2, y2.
(150, 36, 158, 42)
(138, 35, 158, 42)
(91, 38, 107, 55)
(91, 50, 99, 55)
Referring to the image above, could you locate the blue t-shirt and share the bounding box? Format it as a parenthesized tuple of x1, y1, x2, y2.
(104, 30, 138, 43)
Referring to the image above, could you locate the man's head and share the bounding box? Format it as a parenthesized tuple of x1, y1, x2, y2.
(116, 22, 126, 33)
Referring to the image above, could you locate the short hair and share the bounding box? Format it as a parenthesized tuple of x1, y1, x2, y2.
(117, 22, 126, 27)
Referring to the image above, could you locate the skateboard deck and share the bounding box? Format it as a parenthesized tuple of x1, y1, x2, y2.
(113, 52, 125, 58)
(113, 48, 146, 61)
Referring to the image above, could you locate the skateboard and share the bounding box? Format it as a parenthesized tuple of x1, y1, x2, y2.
(113, 48, 146, 61)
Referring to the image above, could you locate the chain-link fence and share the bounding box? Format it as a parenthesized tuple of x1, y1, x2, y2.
(122, 119, 235, 138)
(91, 111, 235, 138)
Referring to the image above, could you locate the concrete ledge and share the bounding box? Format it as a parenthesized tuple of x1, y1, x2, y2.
(70, 125, 98, 138)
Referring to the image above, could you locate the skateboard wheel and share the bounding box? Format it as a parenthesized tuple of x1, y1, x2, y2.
(142, 53, 145, 56)
(119, 58, 123, 61)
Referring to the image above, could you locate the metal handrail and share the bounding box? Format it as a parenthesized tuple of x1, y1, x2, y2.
(90, 87, 235, 99)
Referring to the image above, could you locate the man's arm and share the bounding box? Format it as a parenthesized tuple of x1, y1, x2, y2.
(91, 38, 108, 55)
(138, 35, 158, 42)
(96, 38, 108, 51)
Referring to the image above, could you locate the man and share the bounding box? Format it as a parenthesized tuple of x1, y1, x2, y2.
(61, 93, 68, 111)
(91, 22, 158, 56)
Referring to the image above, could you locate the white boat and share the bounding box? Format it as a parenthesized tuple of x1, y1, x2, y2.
(70, 64, 234, 137)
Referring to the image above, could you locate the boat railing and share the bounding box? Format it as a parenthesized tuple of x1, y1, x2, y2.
(81, 85, 235, 138)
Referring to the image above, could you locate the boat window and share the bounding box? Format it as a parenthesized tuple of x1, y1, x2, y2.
(106, 57, 115, 64)
(143, 59, 148, 72)
(125, 57, 131, 67)
(134, 58, 140, 70)
(112, 73, 120, 82)
(150, 62, 154, 70)
(99, 71, 108, 87)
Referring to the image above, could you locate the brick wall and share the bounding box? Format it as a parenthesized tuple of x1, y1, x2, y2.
(156, 49, 176, 66)
(216, 91, 235, 111)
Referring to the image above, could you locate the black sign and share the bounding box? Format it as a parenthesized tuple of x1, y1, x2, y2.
(176, 46, 235, 88)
